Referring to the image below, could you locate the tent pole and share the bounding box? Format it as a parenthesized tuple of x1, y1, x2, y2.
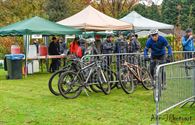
(132, 25, 135, 35)
(24, 35, 29, 77)
(45, 36, 49, 72)
(23, 35, 26, 77)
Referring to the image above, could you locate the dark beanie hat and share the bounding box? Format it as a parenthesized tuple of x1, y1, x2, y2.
(186, 28, 192, 33)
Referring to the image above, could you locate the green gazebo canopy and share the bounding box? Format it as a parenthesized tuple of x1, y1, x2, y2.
(0, 16, 81, 36)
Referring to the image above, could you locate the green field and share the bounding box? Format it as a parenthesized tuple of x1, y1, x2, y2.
(0, 69, 195, 125)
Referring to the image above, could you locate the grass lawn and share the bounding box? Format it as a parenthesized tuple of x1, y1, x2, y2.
(0, 69, 195, 125)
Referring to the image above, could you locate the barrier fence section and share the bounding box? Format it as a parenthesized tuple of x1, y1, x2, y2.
(155, 58, 195, 125)
(172, 51, 194, 61)
(81, 53, 148, 84)
(80, 51, 194, 83)
(81, 51, 195, 125)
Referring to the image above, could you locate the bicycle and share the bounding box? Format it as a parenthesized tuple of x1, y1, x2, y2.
(58, 56, 111, 99)
(48, 55, 81, 96)
(119, 60, 153, 94)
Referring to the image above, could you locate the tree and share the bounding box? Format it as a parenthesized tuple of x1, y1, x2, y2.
(44, 0, 67, 22)
(161, 0, 195, 31)
(44, 0, 88, 22)
(91, 0, 139, 18)
(132, 2, 162, 22)
(0, 0, 47, 26)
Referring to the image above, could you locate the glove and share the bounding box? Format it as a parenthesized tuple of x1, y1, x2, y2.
(144, 56, 150, 61)
(166, 55, 173, 63)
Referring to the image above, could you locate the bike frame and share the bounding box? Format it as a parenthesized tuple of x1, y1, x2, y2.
(123, 61, 143, 82)
(74, 61, 107, 86)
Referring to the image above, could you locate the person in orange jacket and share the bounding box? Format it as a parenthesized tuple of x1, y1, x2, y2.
(69, 37, 82, 58)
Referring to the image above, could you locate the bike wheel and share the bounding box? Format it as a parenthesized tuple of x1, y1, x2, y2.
(58, 71, 82, 99)
(89, 72, 102, 93)
(98, 70, 111, 95)
(48, 69, 65, 96)
(119, 65, 135, 94)
(103, 68, 117, 90)
(48, 64, 77, 96)
(141, 67, 154, 90)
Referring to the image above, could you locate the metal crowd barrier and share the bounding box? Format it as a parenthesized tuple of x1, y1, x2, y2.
(155, 58, 195, 125)
(172, 51, 194, 61)
(80, 51, 194, 84)
(81, 53, 149, 84)
(81, 51, 195, 124)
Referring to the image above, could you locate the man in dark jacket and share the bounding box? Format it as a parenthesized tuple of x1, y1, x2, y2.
(101, 35, 115, 54)
(114, 35, 128, 75)
(101, 35, 115, 66)
(59, 37, 66, 54)
(48, 36, 60, 72)
(128, 34, 141, 53)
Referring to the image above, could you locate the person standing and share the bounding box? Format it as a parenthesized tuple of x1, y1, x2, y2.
(114, 34, 128, 75)
(69, 37, 82, 58)
(48, 36, 60, 72)
(182, 28, 195, 76)
(127, 34, 141, 64)
(128, 34, 141, 53)
(33, 39, 39, 53)
(59, 37, 66, 54)
(182, 28, 194, 59)
(101, 35, 115, 66)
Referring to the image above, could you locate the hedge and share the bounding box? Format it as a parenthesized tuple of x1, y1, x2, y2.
(138, 35, 175, 51)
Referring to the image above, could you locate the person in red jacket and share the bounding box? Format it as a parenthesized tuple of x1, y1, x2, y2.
(69, 37, 83, 58)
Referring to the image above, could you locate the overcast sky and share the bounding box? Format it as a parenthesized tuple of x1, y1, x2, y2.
(154, 0, 163, 5)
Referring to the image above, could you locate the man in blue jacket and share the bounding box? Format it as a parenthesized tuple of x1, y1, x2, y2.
(182, 28, 194, 76)
(182, 28, 194, 59)
(144, 29, 173, 78)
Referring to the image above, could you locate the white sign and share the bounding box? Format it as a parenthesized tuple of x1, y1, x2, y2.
(32, 34, 42, 39)
(66, 35, 75, 39)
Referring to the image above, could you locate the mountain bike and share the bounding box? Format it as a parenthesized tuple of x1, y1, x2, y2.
(119, 60, 153, 94)
(48, 56, 81, 96)
(58, 57, 111, 99)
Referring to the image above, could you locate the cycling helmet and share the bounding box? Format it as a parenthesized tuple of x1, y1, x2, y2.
(149, 29, 158, 35)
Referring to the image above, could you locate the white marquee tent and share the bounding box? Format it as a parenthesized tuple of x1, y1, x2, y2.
(120, 11, 174, 30)
(57, 5, 133, 31)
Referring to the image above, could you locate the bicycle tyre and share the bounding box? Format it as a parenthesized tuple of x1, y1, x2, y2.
(58, 71, 82, 99)
(98, 70, 111, 95)
(48, 69, 66, 96)
(119, 65, 135, 94)
(141, 67, 154, 90)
